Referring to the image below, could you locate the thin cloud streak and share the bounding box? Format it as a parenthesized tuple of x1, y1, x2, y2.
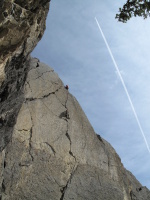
(95, 17, 150, 154)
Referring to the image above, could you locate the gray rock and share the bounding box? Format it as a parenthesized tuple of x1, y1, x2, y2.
(0, 0, 50, 150)
(0, 0, 150, 199)
(0, 58, 149, 199)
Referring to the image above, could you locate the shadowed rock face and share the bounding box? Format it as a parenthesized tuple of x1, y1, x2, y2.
(0, 0, 49, 63)
(0, 1, 150, 200)
(0, 0, 50, 151)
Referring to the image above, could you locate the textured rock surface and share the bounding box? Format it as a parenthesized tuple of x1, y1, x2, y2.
(0, 0, 50, 151)
(0, 58, 149, 200)
(0, 1, 150, 200)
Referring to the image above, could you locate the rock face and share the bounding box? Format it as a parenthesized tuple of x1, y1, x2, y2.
(0, 58, 150, 200)
(0, 0, 50, 152)
(0, 1, 150, 200)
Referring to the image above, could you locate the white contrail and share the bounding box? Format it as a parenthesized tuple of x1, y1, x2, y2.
(95, 17, 150, 154)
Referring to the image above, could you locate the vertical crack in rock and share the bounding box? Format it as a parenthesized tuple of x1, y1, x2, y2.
(108, 157, 110, 169)
(59, 91, 77, 200)
(64, 92, 70, 120)
(98, 174, 102, 187)
(29, 127, 34, 161)
(60, 181, 68, 200)
(60, 165, 78, 200)
(0, 150, 6, 199)
(27, 105, 34, 162)
(64, 92, 76, 162)
(65, 132, 76, 162)
(1, 179, 5, 195)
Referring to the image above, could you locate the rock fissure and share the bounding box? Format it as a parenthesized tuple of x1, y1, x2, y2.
(60, 182, 68, 200)
(98, 174, 102, 187)
(65, 132, 76, 162)
(29, 127, 34, 161)
(1, 179, 5, 195)
(25, 81, 32, 93)
(59, 111, 69, 121)
(136, 187, 143, 192)
(35, 70, 54, 80)
(16, 128, 29, 132)
(64, 92, 70, 120)
(43, 142, 56, 155)
(25, 86, 62, 102)
(64, 92, 76, 162)
(36, 60, 39, 68)
(26, 102, 36, 162)
(27, 68, 54, 82)
(0, 150, 6, 199)
(60, 165, 78, 200)
(55, 87, 70, 116)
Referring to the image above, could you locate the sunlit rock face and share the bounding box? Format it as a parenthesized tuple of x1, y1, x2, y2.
(0, 1, 150, 200)
(0, 58, 149, 200)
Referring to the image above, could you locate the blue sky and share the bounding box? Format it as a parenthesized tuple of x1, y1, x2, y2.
(32, 0, 150, 189)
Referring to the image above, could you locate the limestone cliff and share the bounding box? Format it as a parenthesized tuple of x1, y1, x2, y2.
(0, 1, 150, 200)
(0, 0, 50, 151)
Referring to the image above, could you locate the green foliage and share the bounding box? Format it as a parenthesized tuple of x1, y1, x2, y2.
(116, 0, 150, 23)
